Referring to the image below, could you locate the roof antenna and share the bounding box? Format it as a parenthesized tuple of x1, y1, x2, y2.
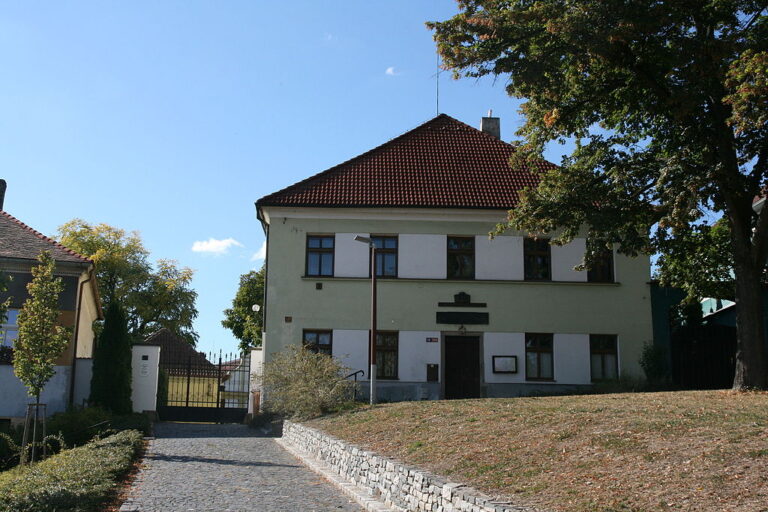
(488, 109, 493, 117)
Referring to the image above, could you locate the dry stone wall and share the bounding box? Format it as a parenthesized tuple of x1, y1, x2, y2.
(282, 421, 537, 512)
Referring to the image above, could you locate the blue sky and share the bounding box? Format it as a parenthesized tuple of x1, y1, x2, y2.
(0, 1, 571, 354)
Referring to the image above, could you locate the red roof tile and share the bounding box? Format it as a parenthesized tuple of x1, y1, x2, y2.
(256, 114, 556, 210)
(0, 210, 91, 264)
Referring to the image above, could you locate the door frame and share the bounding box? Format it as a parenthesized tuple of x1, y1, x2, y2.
(440, 331, 484, 399)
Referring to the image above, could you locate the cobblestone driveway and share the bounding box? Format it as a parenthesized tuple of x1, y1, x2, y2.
(120, 422, 362, 512)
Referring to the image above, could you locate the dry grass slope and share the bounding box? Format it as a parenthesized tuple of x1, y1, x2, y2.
(309, 390, 768, 512)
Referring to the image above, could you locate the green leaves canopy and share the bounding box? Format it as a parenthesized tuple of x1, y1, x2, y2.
(430, 1, 768, 388)
(222, 266, 264, 353)
(13, 252, 70, 401)
(58, 219, 199, 345)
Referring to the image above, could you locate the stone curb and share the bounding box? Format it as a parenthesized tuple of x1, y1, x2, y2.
(275, 436, 395, 512)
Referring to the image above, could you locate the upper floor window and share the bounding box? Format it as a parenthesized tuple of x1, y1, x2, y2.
(306, 235, 334, 276)
(525, 333, 554, 381)
(303, 330, 332, 356)
(590, 334, 618, 381)
(371, 331, 398, 379)
(588, 248, 614, 283)
(1, 309, 19, 348)
(524, 238, 551, 281)
(447, 236, 475, 279)
(372, 236, 398, 278)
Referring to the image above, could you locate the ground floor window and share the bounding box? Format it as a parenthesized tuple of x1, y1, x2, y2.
(590, 334, 618, 381)
(371, 331, 398, 379)
(303, 330, 332, 356)
(525, 333, 554, 380)
(1, 309, 19, 347)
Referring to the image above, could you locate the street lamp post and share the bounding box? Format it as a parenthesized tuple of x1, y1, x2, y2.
(354, 235, 377, 405)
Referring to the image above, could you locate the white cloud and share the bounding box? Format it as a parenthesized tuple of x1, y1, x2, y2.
(385, 66, 399, 76)
(251, 240, 267, 261)
(191, 237, 243, 255)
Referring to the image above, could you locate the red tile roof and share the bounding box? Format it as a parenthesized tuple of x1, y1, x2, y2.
(0, 210, 91, 264)
(256, 114, 556, 210)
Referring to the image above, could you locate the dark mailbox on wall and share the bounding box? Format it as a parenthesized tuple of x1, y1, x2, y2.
(426, 364, 439, 382)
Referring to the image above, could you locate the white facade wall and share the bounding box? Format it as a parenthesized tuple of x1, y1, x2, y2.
(0, 365, 70, 418)
(553, 334, 592, 384)
(72, 358, 93, 408)
(551, 238, 587, 282)
(398, 234, 446, 279)
(334, 233, 370, 277)
(333, 329, 369, 376)
(475, 235, 524, 280)
(483, 332, 526, 383)
(332, 330, 596, 386)
(398, 331, 441, 382)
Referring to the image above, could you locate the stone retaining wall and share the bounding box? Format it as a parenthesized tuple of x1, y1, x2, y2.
(282, 421, 535, 512)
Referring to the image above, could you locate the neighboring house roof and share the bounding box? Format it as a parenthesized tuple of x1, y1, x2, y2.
(144, 328, 216, 376)
(256, 114, 556, 211)
(0, 210, 91, 264)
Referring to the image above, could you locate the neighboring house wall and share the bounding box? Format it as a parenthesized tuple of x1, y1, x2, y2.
(0, 365, 71, 419)
(0, 265, 100, 419)
(261, 207, 653, 400)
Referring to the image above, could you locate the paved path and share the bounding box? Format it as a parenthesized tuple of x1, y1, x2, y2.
(120, 422, 362, 512)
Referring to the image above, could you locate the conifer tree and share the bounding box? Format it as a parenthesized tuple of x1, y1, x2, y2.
(90, 301, 133, 414)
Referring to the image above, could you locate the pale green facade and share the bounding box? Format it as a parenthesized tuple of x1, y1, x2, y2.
(260, 206, 653, 399)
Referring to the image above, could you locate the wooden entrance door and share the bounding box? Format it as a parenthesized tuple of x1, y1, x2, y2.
(444, 336, 481, 399)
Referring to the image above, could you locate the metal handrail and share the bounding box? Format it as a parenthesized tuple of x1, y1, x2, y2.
(344, 370, 365, 401)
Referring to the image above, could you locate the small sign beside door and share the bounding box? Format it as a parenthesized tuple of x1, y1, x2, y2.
(426, 337, 438, 343)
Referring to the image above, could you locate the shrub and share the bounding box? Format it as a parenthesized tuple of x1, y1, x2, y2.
(47, 407, 151, 448)
(46, 407, 112, 447)
(261, 345, 357, 420)
(0, 433, 19, 471)
(640, 341, 670, 387)
(0, 429, 143, 512)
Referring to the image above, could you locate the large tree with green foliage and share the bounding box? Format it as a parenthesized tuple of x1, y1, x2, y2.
(13, 252, 70, 404)
(222, 265, 265, 353)
(430, 2, 768, 389)
(57, 219, 199, 345)
(90, 301, 133, 415)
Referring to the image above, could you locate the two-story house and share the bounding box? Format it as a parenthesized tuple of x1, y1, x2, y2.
(255, 114, 653, 401)
(0, 181, 102, 424)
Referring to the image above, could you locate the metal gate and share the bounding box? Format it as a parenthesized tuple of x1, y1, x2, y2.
(157, 348, 251, 423)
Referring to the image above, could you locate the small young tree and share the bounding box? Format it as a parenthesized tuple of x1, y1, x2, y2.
(89, 301, 133, 415)
(261, 346, 356, 419)
(13, 251, 70, 406)
(14, 251, 70, 462)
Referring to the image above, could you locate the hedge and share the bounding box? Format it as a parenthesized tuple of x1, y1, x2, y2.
(0, 429, 144, 512)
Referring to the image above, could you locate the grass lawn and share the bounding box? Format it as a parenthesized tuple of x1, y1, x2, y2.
(309, 390, 768, 512)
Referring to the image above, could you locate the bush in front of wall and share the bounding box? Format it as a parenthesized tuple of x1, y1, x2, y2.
(261, 345, 357, 420)
(0, 429, 143, 512)
(46, 407, 151, 448)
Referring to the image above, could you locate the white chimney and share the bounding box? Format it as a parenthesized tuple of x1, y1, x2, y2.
(480, 110, 500, 139)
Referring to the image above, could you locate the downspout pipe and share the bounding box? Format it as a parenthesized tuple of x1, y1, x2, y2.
(68, 270, 93, 407)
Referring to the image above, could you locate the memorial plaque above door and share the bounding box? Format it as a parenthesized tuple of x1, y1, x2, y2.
(436, 311, 489, 324)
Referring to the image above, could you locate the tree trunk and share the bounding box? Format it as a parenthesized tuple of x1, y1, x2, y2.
(732, 249, 768, 389)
